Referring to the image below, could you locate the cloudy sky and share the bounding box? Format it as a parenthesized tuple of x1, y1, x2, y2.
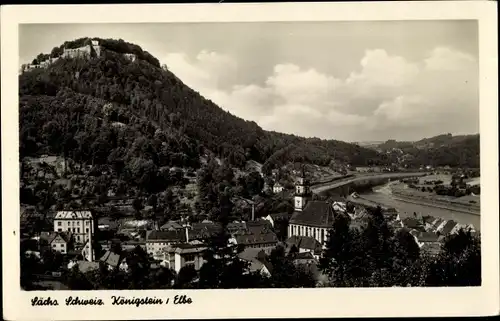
(20, 21, 479, 142)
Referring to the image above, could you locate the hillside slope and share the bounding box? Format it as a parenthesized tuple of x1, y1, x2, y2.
(19, 37, 385, 173)
(376, 134, 480, 168)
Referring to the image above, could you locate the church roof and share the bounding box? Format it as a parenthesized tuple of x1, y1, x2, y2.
(289, 201, 336, 228)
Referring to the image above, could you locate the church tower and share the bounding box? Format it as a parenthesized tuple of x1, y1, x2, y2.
(294, 172, 310, 211)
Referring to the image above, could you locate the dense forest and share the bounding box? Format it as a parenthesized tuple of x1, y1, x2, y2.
(19, 37, 387, 174)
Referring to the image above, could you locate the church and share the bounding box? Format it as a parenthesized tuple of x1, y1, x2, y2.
(287, 176, 342, 245)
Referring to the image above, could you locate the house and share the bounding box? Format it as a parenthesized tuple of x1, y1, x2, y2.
(227, 222, 248, 236)
(40, 231, 73, 254)
(327, 195, 348, 214)
(402, 217, 425, 232)
(246, 220, 273, 234)
(67, 260, 99, 274)
(288, 175, 337, 245)
(263, 212, 293, 228)
(428, 217, 445, 232)
(99, 250, 123, 271)
(382, 208, 400, 222)
(286, 235, 323, 259)
(145, 230, 187, 256)
(413, 231, 440, 248)
(238, 248, 273, 277)
(272, 182, 284, 194)
(53, 210, 94, 244)
(437, 220, 458, 236)
(173, 244, 207, 273)
(160, 220, 183, 231)
(234, 231, 279, 254)
(97, 217, 119, 231)
(292, 251, 317, 265)
(156, 243, 207, 273)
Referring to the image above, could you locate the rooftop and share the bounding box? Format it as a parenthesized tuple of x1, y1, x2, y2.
(286, 235, 322, 253)
(290, 201, 337, 228)
(55, 210, 93, 220)
(146, 230, 186, 242)
(235, 231, 278, 246)
(100, 250, 121, 267)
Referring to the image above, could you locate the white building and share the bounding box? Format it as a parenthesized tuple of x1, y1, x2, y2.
(156, 244, 207, 273)
(272, 182, 284, 194)
(53, 210, 94, 244)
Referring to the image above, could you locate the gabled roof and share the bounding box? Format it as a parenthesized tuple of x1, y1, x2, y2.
(236, 231, 278, 246)
(402, 217, 423, 229)
(55, 210, 93, 220)
(174, 244, 207, 255)
(440, 220, 458, 235)
(286, 236, 322, 253)
(294, 252, 315, 260)
(40, 231, 72, 244)
(238, 248, 273, 274)
(146, 230, 186, 242)
(160, 220, 183, 230)
(290, 201, 337, 228)
(99, 250, 121, 267)
(416, 232, 440, 243)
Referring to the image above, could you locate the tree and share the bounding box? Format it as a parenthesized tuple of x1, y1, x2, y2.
(268, 245, 315, 288)
(132, 197, 144, 219)
(425, 229, 481, 286)
(66, 265, 94, 290)
(319, 213, 357, 286)
(175, 265, 197, 289)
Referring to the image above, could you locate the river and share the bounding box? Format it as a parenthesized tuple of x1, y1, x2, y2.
(359, 183, 480, 229)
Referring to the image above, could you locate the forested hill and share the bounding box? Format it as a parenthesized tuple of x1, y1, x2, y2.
(377, 133, 480, 168)
(19, 37, 385, 172)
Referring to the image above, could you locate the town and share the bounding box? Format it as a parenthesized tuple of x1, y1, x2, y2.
(20, 152, 479, 290)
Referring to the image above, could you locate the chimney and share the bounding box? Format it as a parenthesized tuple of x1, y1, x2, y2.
(185, 226, 190, 243)
(251, 204, 255, 221)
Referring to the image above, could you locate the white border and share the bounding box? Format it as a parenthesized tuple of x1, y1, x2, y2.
(2, 2, 499, 320)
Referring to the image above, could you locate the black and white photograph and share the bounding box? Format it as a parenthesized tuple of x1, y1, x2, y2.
(2, 2, 499, 320)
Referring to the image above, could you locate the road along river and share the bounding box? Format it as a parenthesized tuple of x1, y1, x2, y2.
(359, 183, 480, 229)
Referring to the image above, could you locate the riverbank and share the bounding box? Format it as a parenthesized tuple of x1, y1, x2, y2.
(391, 192, 480, 216)
(360, 183, 481, 228)
(389, 185, 480, 214)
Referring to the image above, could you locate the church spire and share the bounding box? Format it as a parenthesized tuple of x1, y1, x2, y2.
(294, 167, 310, 211)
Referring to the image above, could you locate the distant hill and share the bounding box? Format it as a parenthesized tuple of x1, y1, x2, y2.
(19, 37, 386, 176)
(376, 133, 480, 168)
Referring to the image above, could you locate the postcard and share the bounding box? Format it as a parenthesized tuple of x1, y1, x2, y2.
(1, 1, 498, 320)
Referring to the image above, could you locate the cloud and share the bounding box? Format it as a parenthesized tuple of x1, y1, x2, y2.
(161, 46, 478, 141)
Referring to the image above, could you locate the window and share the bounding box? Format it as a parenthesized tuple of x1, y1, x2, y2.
(52, 244, 56, 247)
(86, 221, 89, 226)
(76, 222, 80, 226)
(77, 228, 80, 233)
(57, 222, 62, 226)
(184, 254, 195, 261)
(58, 228, 62, 232)
(60, 243, 64, 247)
(86, 228, 89, 233)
